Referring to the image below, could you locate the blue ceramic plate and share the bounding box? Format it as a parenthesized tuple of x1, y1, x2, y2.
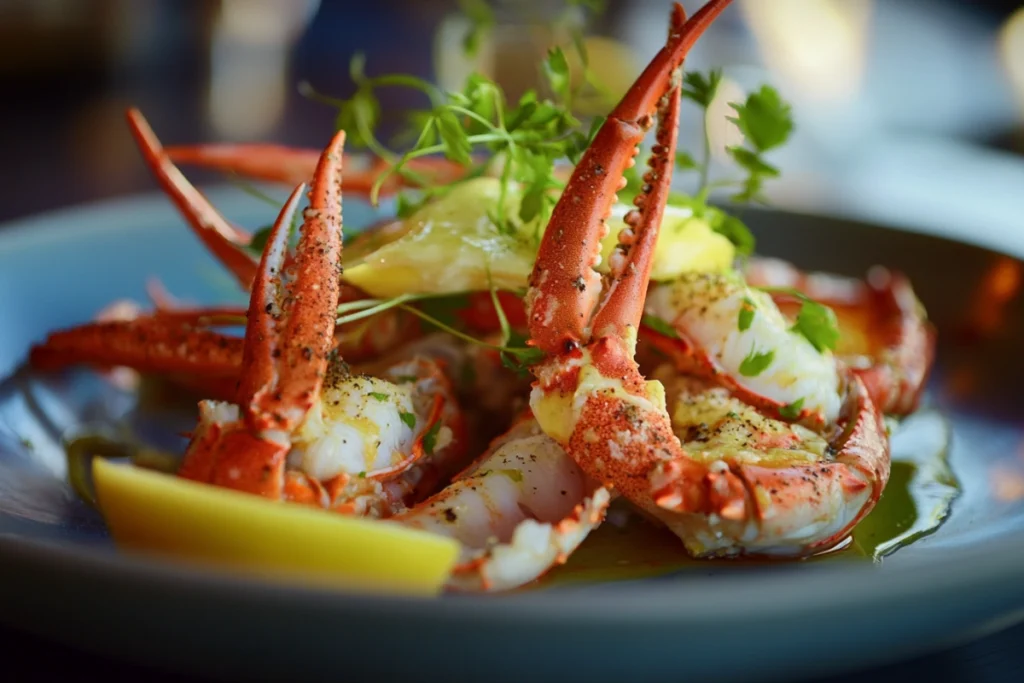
(0, 187, 1022, 683)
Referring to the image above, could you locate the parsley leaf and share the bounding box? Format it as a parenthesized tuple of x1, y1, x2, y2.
(674, 151, 698, 171)
(458, 0, 494, 57)
(422, 420, 443, 455)
(499, 330, 546, 377)
(399, 412, 417, 429)
(682, 69, 722, 108)
(756, 287, 842, 353)
(543, 47, 572, 106)
(368, 391, 390, 402)
(793, 299, 840, 353)
(435, 109, 473, 165)
(738, 297, 756, 331)
(641, 314, 680, 339)
(714, 214, 756, 256)
(739, 347, 774, 376)
(728, 85, 794, 153)
(779, 398, 805, 420)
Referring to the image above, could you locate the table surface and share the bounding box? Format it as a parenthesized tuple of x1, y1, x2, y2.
(1, 617, 1022, 682)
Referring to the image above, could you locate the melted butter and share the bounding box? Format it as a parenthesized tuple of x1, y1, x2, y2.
(67, 375, 960, 589)
(65, 434, 180, 508)
(849, 410, 960, 560)
(530, 409, 960, 589)
(531, 358, 668, 445)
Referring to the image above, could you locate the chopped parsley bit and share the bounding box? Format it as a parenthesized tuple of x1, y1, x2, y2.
(757, 286, 841, 353)
(368, 391, 390, 402)
(399, 411, 417, 429)
(395, 375, 419, 384)
(422, 420, 443, 456)
(737, 297, 756, 332)
(779, 398, 805, 420)
(499, 468, 524, 483)
(357, 471, 367, 479)
(792, 299, 841, 353)
(739, 347, 774, 377)
(640, 314, 680, 340)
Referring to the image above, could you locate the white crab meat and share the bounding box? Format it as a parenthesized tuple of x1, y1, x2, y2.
(646, 272, 843, 423)
(290, 368, 450, 481)
(394, 418, 610, 592)
(651, 367, 872, 557)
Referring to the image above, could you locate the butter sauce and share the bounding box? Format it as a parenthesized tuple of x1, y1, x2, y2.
(530, 409, 958, 588)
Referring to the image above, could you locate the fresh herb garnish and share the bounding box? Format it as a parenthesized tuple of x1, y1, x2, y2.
(422, 420, 443, 455)
(757, 287, 841, 353)
(640, 313, 680, 340)
(399, 411, 417, 429)
(336, 291, 543, 374)
(739, 347, 774, 377)
(725, 85, 794, 204)
(779, 398, 805, 420)
(663, 70, 796, 257)
(458, 0, 495, 57)
(368, 391, 390, 402)
(792, 298, 841, 353)
(737, 297, 756, 331)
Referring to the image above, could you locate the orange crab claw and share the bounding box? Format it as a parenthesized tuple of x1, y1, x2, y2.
(165, 144, 469, 197)
(526, 0, 892, 559)
(177, 130, 347, 501)
(237, 132, 345, 432)
(527, 0, 732, 510)
(527, 0, 731, 355)
(126, 108, 259, 289)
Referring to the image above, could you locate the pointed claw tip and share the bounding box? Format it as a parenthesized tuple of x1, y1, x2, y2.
(671, 3, 686, 29)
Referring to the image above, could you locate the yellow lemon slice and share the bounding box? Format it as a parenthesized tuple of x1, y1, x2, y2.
(92, 458, 460, 596)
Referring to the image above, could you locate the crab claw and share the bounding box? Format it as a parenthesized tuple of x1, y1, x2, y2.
(178, 130, 346, 499)
(527, 0, 733, 355)
(525, 0, 891, 559)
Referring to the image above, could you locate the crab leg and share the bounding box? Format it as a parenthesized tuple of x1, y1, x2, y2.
(126, 108, 259, 289)
(164, 144, 470, 196)
(526, 0, 890, 558)
(29, 320, 242, 378)
(742, 258, 936, 415)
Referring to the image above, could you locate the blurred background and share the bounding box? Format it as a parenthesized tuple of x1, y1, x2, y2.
(1, 0, 1023, 244)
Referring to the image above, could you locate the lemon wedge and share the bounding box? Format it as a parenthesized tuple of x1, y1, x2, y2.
(343, 178, 736, 299)
(92, 458, 460, 596)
